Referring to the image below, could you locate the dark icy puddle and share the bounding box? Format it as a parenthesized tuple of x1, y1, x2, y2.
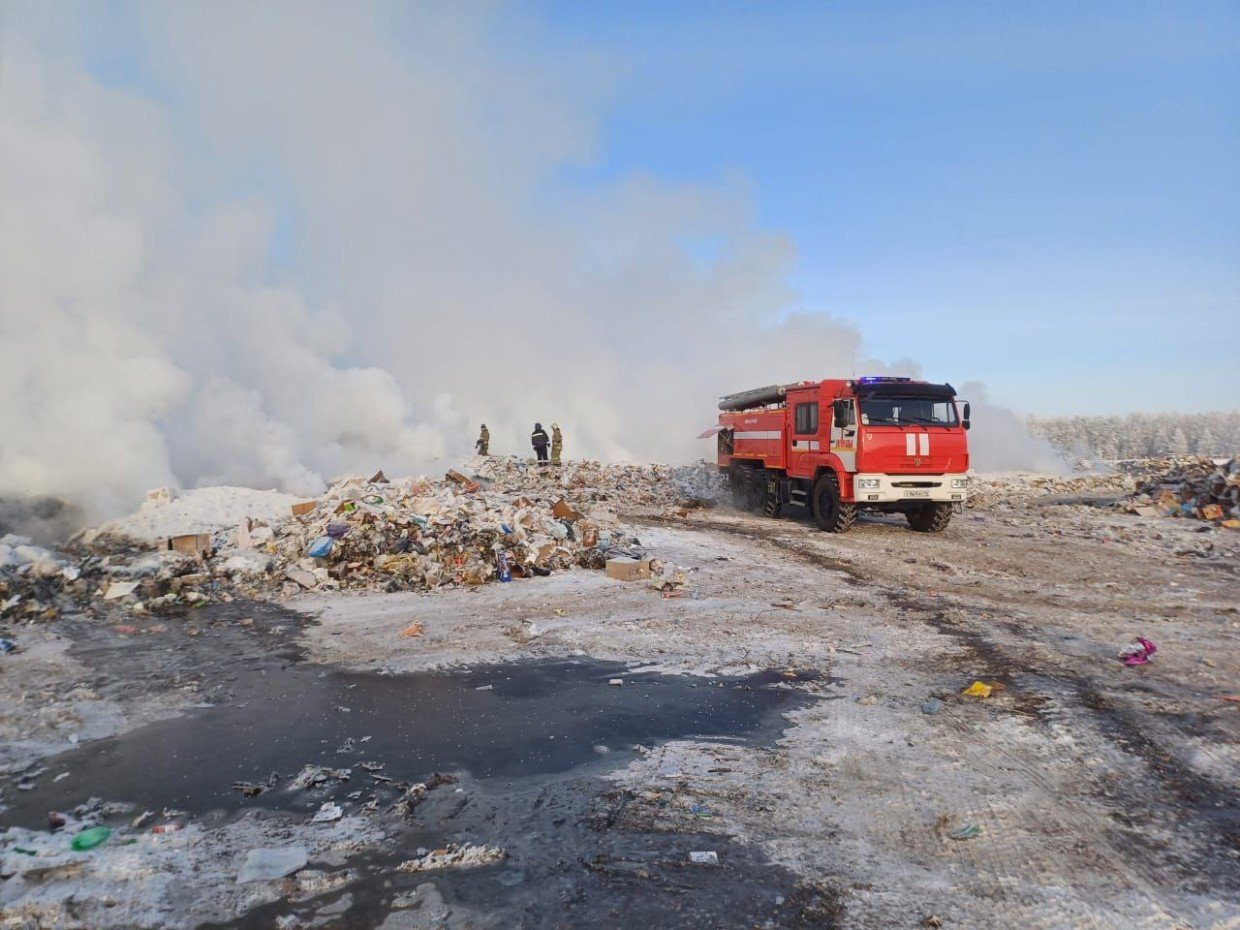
(2, 659, 804, 826)
(2, 654, 833, 928)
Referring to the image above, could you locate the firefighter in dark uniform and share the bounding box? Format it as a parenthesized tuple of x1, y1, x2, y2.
(476, 424, 490, 456)
(531, 423, 550, 463)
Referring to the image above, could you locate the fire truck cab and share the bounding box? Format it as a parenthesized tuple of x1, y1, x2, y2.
(715, 376, 971, 532)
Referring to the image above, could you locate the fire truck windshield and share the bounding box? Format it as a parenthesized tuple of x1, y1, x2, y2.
(860, 396, 958, 427)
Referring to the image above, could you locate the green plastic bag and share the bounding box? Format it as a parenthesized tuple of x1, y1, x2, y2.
(71, 826, 112, 851)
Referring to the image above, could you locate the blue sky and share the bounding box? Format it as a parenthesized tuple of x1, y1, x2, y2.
(523, 0, 1239, 415)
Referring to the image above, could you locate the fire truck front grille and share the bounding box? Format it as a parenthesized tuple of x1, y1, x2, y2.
(891, 481, 942, 488)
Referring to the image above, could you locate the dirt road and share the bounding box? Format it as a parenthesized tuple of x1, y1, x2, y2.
(1, 488, 1237, 928)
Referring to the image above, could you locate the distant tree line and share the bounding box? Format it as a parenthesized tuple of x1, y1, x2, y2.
(1027, 411, 1240, 460)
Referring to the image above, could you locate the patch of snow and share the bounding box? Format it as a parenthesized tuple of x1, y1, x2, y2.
(94, 487, 302, 544)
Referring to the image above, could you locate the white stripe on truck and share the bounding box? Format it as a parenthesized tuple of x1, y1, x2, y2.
(733, 431, 782, 440)
(919, 433, 930, 456)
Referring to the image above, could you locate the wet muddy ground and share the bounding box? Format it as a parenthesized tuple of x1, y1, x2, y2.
(1, 609, 822, 928)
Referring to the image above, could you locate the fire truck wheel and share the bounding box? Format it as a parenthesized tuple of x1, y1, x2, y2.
(907, 502, 953, 532)
(730, 467, 763, 511)
(762, 489, 781, 518)
(812, 474, 856, 533)
(729, 467, 751, 510)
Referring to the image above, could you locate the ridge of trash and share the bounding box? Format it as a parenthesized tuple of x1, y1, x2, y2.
(0, 457, 725, 624)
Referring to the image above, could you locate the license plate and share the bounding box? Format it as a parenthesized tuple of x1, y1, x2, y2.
(905, 490, 930, 498)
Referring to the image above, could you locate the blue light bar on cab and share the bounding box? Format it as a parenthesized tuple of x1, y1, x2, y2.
(858, 376, 912, 384)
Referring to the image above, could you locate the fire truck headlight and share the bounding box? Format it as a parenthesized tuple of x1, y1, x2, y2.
(951, 478, 968, 489)
(856, 478, 881, 490)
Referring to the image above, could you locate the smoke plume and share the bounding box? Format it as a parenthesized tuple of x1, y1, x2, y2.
(0, 2, 1057, 529)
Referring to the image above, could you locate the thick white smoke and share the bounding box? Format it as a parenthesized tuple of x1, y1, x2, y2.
(959, 382, 1068, 473)
(0, 2, 1057, 527)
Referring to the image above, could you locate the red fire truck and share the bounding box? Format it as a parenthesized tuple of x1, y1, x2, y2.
(714, 377, 971, 532)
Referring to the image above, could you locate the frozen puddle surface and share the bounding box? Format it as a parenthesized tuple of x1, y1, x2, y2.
(1, 659, 829, 928)
(2, 659, 805, 825)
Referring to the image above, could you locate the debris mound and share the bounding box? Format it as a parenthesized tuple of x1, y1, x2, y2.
(1, 457, 719, 622)
(1119, 456, 1240, 525)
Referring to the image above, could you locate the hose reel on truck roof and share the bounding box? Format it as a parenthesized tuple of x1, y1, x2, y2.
(718, 384, 799, 411)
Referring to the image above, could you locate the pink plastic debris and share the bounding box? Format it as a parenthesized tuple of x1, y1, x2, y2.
(1119, 637, 1157, 666)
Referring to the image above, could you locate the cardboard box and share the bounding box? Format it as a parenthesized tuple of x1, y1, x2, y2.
(552, 499, 582, 521)
(605, 558, 652, 581)
(445, 470, 479, 492)
(165, 533, 212, 554)
(291, 501, 316, 518)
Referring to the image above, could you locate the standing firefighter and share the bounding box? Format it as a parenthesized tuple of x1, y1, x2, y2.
(550, 423, 563, 465)
(476, 424, 490, 456)
(531, 422, 550, 463)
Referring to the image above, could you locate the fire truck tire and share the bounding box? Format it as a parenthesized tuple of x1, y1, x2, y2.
(730, 466, 763, 512)
(762, 490, 781, 518)
(907, 502, 952, 533)
(729, 469, 749, 510)
(812, 474, 856, 533)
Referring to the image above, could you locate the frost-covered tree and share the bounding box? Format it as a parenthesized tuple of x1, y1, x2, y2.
(1169, 427, 1189, 455)
(1028, 411, 1240, 459)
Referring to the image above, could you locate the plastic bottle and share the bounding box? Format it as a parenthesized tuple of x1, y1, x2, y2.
(70, 826, 111, 851)
(496, 551, 512, 583)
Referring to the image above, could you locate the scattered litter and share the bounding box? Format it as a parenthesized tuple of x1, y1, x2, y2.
(475, 684, 494, 691)
(307, 536, 335, 559)
(606, 557, 653, 581)
(395, 843, 506, 872)
(1118, 637, 1157, 666)
(237, 846, 309, 883)
(70, 826, 112, 851)
(948, 824, 983, 841)
(0, 638, 16, 654)
(165, 533, 211, 555)
(311, 801, 344, 823)
(961, 681, 1001, 698)
(289, 764, 351, 790)
(102, 581, 140, 600)
(398, 621, 425, 638)
(608, 678, 624, 686)
(689, 851, 719, 864)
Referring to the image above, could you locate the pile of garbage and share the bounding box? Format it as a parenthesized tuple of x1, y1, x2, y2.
(0, 458, 720, 623)
(1120, 456, 1240, 526)
(965, 471, 1134, 510)
(471, 457, 724, 509)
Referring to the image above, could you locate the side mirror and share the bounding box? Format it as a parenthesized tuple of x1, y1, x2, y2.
(833, 400, 851, 430)
(961, 401, 971, 431)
